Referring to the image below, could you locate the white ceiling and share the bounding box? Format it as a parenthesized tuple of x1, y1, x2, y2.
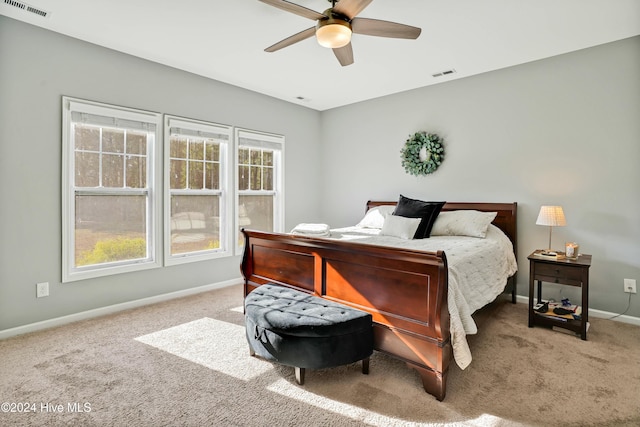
(2, 0, 639, 111)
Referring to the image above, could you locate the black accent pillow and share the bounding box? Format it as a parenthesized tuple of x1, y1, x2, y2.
(393, 195, 446, 239)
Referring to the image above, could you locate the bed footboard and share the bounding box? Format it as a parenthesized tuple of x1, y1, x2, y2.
(241, 229, 452, 401)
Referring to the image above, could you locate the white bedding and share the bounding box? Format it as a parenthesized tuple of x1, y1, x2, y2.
(325, 224, 518, 369)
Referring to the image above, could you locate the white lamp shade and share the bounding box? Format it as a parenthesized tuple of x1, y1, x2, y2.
(316, 23, 352, 48)
(536, 206, 566, 227)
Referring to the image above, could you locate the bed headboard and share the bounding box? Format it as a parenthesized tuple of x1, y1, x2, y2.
(366, 200, 518, 255)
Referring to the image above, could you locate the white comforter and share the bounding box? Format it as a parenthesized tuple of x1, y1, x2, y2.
(325, 224, 518, 369)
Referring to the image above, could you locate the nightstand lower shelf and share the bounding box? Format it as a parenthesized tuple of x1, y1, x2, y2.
(530, 311, 584, 336)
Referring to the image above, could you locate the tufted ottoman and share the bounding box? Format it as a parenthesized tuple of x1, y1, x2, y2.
(244, 284, 374, 385)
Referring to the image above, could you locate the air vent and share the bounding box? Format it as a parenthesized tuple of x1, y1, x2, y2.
(432, 69, 457, 78)
(3, 0, 50, 18)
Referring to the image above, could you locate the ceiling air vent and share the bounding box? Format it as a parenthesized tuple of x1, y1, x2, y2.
(3, 0, 50, 18)
(432, 69, 457, 78)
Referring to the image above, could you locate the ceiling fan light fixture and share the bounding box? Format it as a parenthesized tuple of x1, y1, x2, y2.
(316, 18, 352, 48)
(261, 0, 421, 66)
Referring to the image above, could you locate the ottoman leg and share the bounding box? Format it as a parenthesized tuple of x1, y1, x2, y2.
(295, 367, 305, 385)
(362, 357, 370, 375)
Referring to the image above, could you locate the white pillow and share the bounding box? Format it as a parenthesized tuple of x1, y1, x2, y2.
(380, 215, 421, 239)
(430, 210, 497, 238)
(356, 205, 396, 229)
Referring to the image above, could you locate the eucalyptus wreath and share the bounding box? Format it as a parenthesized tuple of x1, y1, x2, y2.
(400, 132, 445, 176)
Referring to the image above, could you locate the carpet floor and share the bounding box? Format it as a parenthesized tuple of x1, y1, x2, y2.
(1, 284, 638, 427)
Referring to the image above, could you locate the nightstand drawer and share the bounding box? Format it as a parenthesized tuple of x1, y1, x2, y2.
(534, 263, 583, 284)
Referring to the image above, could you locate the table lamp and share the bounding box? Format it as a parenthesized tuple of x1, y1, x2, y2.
(536, 206, 566, 256)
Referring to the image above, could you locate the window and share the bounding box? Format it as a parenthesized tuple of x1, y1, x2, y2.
(63, 98, 283, 280)
(62, 97, 162, 282)
(164, 116, 231, 264)
(235, 129, 284, 253)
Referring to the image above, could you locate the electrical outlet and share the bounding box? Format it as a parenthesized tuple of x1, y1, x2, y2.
(624, 278, 636, 294)
(36, 282, 49, 298)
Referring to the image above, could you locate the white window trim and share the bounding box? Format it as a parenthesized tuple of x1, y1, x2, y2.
(163, 115, 232, 265)
(62, 96, 163, 282)
(234, 128, 285, 255)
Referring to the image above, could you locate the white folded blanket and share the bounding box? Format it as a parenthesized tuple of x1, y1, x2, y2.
(290, 223, 331, 237)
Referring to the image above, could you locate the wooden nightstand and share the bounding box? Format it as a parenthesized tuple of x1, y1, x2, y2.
(528, 251, 592, 340)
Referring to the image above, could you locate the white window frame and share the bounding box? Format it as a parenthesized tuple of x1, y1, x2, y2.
(62, 97, 162, 282)
(234, 128, 285, 255)
(164, 116, 232, 265)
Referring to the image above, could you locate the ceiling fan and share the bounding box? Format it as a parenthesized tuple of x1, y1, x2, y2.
(259, 0, 422, 66)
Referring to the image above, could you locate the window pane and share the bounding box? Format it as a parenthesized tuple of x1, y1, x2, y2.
(75, 194, 147, 267)
(75, 125, 100, 151)
(250, 166, 261, 190)
(263, 167, 273, 191)
(170, 195, 220, 255)
(189, 140, 204, 160)
(205, 162, 219, 190)
(127, 131, 147, 155)
(238, 148, 249, 165)
(250, 149, 262, 165)
(263, 150, 273, 167)
(102, 154, 124, 187)
(170, 159, 187, 189)
(170, 137, 188, 158)
(75, 152, 100, 187)
(205, 142, 219, 161)
(126, 155, 146, 188)
(238, 195, 273, 234)
(238, 165, 249, 190)
(189, 161, 204, 189)
(103, 129, 124, 153)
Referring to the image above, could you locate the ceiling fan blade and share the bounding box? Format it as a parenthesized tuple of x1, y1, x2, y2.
(265, 27, 316, 52)
(352, 17, 421, 39)
(333, 43, 354, 66)
(259, 0, 325, 20)
(332, 0, 372, 19)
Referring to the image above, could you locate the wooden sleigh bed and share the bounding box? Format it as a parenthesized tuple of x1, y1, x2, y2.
(241, 201, 517, 401)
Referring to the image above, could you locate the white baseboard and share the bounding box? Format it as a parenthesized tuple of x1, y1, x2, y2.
(0, 278, 242, 340)
(514, 295, 640, 326)
(3, 286, 637, 340)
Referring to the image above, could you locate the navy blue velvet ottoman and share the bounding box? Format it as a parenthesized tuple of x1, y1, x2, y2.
(244, 284, 374, 385)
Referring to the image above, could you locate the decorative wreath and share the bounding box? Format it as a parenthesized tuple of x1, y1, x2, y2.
(400, 131, 445, 176)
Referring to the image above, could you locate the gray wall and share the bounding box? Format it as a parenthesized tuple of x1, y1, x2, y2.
(1, 15, 638, 332)
(0, 16, 322, 330)
(319, 36, 640, 318)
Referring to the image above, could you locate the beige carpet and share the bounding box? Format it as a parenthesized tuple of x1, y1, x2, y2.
(1, 284, 638, 427)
